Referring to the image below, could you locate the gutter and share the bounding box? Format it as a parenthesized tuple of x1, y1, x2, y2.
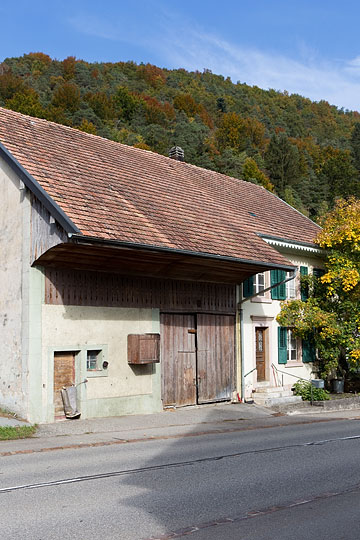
(0, 142, 80, 234)
(238, 268, 297, 402)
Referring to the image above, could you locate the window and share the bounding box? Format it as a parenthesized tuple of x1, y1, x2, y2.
(285, 271, 296, 299)
(243, 272, 271, 302)
(86, 350, 101, 371)
(287, 329, 297, 362)
(85, 347, 108, 377)
(254, 272, 265, 296)
(278, 327, 298, 364)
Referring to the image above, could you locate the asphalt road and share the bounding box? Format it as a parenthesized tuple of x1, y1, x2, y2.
(1, 417, 360, 539)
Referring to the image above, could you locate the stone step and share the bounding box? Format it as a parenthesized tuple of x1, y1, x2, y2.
(253, 390, 293, 399)
(254, 385, 288, 394)
(255, 381, 272, 388)
(253, 395, 303, 407)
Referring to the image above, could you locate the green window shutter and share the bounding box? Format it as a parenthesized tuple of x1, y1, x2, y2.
(271, 269, 286, 300)
(243, 276, 254, 298)
(300, 266, 309, 301)
(302, 337, 315, 363)
(278, 327, 287, 364)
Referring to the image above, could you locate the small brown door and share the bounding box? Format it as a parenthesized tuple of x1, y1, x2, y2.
(197, 314, 234, 403)
(161, 314, 197, 407)
(54, 352, 75, 417)
(255, 328, 266, 381)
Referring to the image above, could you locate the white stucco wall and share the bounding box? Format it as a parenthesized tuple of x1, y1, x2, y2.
(0, 158, 28, 416)
(242, 251, 323, 397)
(42, 304, 161, 422)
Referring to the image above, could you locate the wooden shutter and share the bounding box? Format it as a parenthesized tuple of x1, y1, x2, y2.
(302, 337, 315, 363)
(271, 270, 286, 300)
(243, 276, 254, 298)
(278, 327, 287, 364)
(300, 266, 309, 301)
(128, 334, 160, 364)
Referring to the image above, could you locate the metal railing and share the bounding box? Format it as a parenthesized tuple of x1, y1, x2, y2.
(271, 363, 313, 384)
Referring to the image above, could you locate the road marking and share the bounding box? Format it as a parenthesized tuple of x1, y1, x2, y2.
(0, 432, 359, 494)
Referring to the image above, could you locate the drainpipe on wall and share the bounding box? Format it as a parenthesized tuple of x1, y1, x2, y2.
(238, 268, 297, 402)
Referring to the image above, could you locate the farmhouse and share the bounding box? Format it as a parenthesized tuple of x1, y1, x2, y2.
(0, 107, 322, 422)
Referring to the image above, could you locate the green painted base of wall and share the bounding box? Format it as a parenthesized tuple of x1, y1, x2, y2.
(82, 394, 163, 419)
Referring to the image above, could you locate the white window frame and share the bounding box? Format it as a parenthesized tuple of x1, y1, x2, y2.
(287, 329, 297, 362)
(254, 272, 265, 296)
(85, 347, 109, 378)
(251, 271, 272, 303)
(286, 271, 296, 299)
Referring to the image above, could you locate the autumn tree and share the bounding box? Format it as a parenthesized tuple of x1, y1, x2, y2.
(5, 88, 47, 118)
(277, 198, 360, 377)
(52, 82, 81, 113)
(216, 113, 265, 153)
(242, 157, 274, 191)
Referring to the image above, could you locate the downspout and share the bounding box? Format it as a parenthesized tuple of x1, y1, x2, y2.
(238, 268, 297, 402)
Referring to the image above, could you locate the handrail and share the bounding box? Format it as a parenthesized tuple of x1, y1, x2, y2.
(271, 363, 312, 382)
(244, 367, 257, 379)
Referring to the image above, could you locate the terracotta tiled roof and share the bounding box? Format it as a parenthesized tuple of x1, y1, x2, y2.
(0, 107, 320, 267)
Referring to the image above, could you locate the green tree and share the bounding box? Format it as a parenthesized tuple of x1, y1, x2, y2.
(320, 150, 359, 204)
(264, 133, 301, 197)
(350, 123, 360, 172)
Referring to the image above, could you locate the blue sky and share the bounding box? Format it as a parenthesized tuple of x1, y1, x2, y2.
(2, 1, 360, 111)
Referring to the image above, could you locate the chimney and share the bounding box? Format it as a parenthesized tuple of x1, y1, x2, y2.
(169, 146, 185, 162)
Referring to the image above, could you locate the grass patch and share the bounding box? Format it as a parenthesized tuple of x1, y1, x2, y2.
(0, 425, 37, 440)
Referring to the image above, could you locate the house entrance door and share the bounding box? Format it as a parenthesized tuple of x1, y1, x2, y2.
(53, 352, 75, 418)
(161, 313, 235, 407)
(255, 328, 266, 381)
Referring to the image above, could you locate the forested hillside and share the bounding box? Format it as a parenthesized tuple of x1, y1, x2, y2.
(1, 52, 360, 221)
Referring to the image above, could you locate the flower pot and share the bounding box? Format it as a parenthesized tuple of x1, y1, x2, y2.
(332, 379, 344, 394)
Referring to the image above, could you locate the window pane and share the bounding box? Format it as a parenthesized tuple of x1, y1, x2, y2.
(87, 351, 98, 370)
(287, 330, 297, 362)
(256, 273, 265, 296)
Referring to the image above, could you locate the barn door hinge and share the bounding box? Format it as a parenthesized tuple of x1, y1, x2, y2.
(188, 328, 196, 334)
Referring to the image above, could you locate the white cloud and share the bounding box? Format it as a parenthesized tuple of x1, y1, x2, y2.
(68, 9, 360, 111)
(161, 27, 360, 111)
(68, 14, 122, 41)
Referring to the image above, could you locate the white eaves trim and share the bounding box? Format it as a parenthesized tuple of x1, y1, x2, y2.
(260, 235, 323, 255)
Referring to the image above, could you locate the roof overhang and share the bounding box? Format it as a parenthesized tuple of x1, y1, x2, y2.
(34, 236, 295, 285)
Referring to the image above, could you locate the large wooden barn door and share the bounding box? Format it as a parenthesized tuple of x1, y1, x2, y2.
(197, 314, 235, 403)
(53, 352, 75, 418)
(161, 314, 197, 407)
(161, 313, 235, 407)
